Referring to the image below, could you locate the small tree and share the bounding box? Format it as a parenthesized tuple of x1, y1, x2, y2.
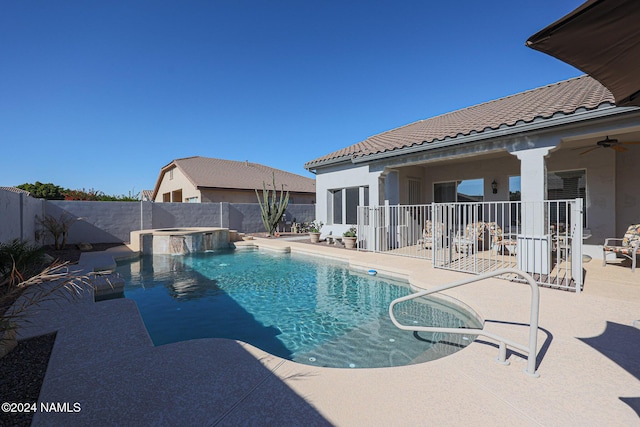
(36, 213, 78, 249)
(255, 173, 290, 236)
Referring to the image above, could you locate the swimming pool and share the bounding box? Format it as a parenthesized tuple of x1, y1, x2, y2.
(117, 248, 482, 368)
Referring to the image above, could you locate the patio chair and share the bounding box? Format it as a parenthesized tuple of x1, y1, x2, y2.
(418, 220, 442, 249)
(454, 222, 490, 254)
(487, 222, 517, 255)
(603, 224, 640, 272)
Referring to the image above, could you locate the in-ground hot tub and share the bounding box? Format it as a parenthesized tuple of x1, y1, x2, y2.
(130, 227, 230, 255)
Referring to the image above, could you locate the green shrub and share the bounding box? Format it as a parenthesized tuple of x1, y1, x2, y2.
(0, 239, 45, 285)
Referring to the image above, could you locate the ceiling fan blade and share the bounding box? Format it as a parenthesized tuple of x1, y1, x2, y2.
(611, 145, 628, 152)
(622, 141, 640, 145)
(579, 146, 600, 155)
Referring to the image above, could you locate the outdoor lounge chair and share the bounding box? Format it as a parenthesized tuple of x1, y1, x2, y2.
(603, 224, 640, 272)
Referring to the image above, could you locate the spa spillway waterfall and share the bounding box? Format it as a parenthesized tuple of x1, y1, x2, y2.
(130, 228, 230, 255)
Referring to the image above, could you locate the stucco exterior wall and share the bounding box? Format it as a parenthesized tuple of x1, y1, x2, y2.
(314, 163, 383, 235)
(615, 146, 640, 236)
(201, 189, 315, 204)
(154, 167, 199, 202)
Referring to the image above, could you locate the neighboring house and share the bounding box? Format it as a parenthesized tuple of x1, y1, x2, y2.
(304, 75, 640, 260)
(141, 190, 154, 202)
(0, 186, 32, 196)
(152, 157, 316, 204)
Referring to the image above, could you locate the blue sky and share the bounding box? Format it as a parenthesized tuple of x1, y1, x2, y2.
(0, 1, 584, 196)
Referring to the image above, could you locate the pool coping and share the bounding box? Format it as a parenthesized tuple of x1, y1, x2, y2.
(22, 238, 640, 425)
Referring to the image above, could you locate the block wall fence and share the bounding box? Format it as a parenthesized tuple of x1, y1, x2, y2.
(0, 190, 314, 245)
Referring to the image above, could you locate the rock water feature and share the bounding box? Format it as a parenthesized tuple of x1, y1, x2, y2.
(169, 236, 188, 255)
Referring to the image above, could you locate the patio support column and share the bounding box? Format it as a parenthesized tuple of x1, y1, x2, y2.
(513, 147, 550, 235)
(384, 170, 399, 205)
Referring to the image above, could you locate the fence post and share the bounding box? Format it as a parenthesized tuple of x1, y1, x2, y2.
(572, 198, 584, 293)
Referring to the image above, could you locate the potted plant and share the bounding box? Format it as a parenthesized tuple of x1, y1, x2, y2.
(343, 227, 357, 249)
(309, 220, 323, 243)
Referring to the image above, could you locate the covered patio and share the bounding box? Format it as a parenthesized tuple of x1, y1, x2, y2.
(357, 199, 587, 292)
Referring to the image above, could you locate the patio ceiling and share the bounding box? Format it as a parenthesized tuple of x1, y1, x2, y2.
(559, 127, 640, 151)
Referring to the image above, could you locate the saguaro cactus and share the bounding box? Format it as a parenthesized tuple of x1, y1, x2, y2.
(255, 172, 290, 236)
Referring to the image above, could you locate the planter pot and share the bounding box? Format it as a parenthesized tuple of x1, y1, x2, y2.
(343, 236, 357, 249)
(309, 232, 321, 243)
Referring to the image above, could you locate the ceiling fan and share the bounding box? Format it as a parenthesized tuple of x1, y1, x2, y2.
(577, 136, 640, 155)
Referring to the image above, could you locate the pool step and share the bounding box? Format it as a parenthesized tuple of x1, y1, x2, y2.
(293, 315, 472, 368)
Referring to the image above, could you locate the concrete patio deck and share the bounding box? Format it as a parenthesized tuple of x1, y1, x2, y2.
(17, 239, 640, 426)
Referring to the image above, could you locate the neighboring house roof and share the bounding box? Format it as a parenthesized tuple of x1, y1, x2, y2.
(305, 75, 616, 169)
(0, 186, 31, 196)
(152, 157, 316, 200)
(141, 190, 154, 201)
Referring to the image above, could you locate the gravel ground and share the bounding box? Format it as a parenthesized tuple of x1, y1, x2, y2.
(0, 333, 56, 427)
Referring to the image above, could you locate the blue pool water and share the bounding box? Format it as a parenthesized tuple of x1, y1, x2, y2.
(117, 248, 481, 368)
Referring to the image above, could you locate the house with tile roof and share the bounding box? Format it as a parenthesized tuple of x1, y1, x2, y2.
(305, 76, 640, 275)
(152, 157, 316, 204)
(0, 186, 32, 196)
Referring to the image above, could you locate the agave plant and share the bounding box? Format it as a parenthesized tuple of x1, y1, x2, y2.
(255, 172, 290, 236)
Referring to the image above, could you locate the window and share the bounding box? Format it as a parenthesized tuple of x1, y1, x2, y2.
(185, 197, 199, 203)
(169, 168, 174, 180)
(434, 182, 456, 203)
(346, 187, 359, 224)
(332, 189, 343, 224)
(509, 176, 521, 201)
(547, 169, 587, 225)
(328, 186, 369, 225)
(434, 179, 484, 203)
(163, 193, 170, 202)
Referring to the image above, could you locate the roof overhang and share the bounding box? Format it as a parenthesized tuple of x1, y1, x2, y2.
(527, 0, 640, 107)
(308, 103, 634, 170)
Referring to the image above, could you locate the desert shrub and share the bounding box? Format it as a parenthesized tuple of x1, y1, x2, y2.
(0, 239, 45, 286)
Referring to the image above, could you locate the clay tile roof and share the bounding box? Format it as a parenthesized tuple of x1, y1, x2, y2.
(170, 157, 315, 193)
(305, 75, 614, 168)
(0, 186, 31, 196)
